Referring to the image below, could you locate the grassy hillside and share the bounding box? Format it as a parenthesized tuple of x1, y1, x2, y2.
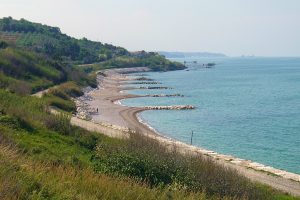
(0, 17, 185, 71)
(0, 45, 96, 95)
(0, 47, 66, 93)
(0, 17, 128, 63)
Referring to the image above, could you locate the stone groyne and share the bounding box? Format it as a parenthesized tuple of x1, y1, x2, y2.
(127, 73, 149, 76)
(145, 94, 184, 97)
(139, 86, 172, 90)
(130, 81, 162, 85)
(135, 77, 154, 81)
(143, 105, 195, 110)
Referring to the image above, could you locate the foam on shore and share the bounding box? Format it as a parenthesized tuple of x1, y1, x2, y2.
(114, 100, 122, 105)
(136, 112, 162, 136)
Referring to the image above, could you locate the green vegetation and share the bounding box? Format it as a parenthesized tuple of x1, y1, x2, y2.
(0, 46, 96, 94)
(43, 82, 84, 112)
(0, 17, 127, 63)
(0, 47, 67, 93)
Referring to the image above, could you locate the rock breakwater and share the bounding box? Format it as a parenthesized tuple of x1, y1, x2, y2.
(143, 105, 195, 110)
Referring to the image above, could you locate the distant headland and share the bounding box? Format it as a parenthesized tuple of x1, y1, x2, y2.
(158, 51, 227, 58)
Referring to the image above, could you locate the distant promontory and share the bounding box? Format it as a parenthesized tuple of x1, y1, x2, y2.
(159, 51, 226, 58)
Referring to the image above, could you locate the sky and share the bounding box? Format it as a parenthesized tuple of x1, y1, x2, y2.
(0, 0, 300, 57)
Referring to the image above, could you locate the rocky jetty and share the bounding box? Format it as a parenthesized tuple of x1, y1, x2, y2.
(126, 73, 149, 77)
(143, 105, 195, 110)
(130, 81, 162, 85)
(97, 72, 107, 77)
(146, 94, 184, 97)
(135, 77, 154, 81)
(139, 86, 172, 90)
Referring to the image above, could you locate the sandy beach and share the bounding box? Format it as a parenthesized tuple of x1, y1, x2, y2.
(77, 67, 300, 196)
(81, 68, 149, 129)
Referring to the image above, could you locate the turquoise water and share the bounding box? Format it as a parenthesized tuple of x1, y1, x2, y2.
(121, 57, 300, 174)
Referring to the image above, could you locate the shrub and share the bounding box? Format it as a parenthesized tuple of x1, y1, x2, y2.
(44, 114, 71, 135)
(7, 80, 32, 95)
(44, 94, 76, 112)
(0, 40, 8, 49)
(0, 115, 20, 129)
(74, 131, 98, 150)
(48, 88, 69, 100)
(1, 115, 33, 132)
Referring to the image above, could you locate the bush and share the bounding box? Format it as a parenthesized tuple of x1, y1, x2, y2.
(7, 80, 32, 95)
(0, 114, 34, 133)
(49, 82, 83, 98)
(0, 115, 20, 129)
(48, 88, 69, 100)
(44, 114, 71, 135)
(44, 94, 76, 112)
(44, 82, 84, 112)
(74, 131, 98, 150)
(0, 40, 8, 49)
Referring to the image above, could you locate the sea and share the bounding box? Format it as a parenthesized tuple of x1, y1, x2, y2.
(121, 57, 300, 175)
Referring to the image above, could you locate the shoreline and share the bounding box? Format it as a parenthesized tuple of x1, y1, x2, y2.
(77, 67, 300, 196)
(136, 112, 162, 135)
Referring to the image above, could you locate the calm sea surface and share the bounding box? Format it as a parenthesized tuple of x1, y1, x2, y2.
(121, 57, 300, 174)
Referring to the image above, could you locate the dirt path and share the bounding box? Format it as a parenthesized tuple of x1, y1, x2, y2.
(32, 88, 51, 98)
(31, 85, 59, 98)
